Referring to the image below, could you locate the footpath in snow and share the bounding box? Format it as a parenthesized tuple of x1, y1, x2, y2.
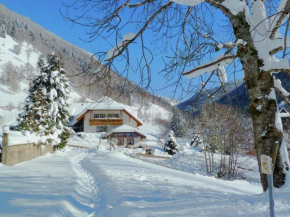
(82, 149, 282, 217)
(0, 148, 97, 217)
(1, 147, 290, 216)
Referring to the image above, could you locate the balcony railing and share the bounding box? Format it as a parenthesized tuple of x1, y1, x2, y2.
(89, 118, 123, 126)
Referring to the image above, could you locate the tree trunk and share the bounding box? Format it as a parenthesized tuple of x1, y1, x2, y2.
(232, 12, 285, 191)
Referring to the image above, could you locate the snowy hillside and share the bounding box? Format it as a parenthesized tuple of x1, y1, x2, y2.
(178, 79, 244, 112)
(0, 35, 39, 126)
(0, 35, 80, 126)
(0, 35, 171, 129)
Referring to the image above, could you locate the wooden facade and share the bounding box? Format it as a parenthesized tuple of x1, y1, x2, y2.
(89, 118, 124, 126)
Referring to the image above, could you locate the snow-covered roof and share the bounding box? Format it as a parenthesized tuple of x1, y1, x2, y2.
(68, 96, 143, 126)
(87, 96, 126, 110)
(279, 105, 290, 118)
(104, 125, 147, 138)
(280, 113, 290, 118)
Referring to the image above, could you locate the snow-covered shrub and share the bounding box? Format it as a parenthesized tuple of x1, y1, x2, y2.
(13, 44, 21, 55)
(196, 102, 252, 179)
(1, 61, 21, 94)
(190, 133, 203, 147)
(7, 102, 15, 111)
(164, 130, 179, 155)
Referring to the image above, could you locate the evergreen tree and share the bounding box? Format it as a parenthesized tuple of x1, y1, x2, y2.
(18, 57, 51, 134)
(170, 107, 183, 137)
(164, 130, 179, 155)
(18, 53, 71, 148)
(9, 24, 16, 37)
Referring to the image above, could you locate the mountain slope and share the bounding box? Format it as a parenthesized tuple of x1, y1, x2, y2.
(178, 72, 290, 113)
(0, 3, 173, 112)
(0, 4, 173, 127)
(177, 79, 244, 112)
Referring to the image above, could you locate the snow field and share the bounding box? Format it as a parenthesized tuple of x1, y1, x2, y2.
(0, 148, 98, 217)
(1, 140, 290, 216)
(81, 150, 268, 217)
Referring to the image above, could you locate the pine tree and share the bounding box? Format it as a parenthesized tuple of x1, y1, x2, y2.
(9, 24, 16, 37)
(164, 130, 179, 155)
(18, 57, 51, 134)
(18, 53, 71, 148)
(170, 107, 183, 137)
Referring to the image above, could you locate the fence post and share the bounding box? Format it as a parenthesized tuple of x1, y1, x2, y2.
(2, 126, 9, 165)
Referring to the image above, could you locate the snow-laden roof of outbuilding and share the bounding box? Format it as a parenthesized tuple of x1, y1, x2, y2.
(68, 96, 143, 126)
(280, 113, 290, 118)
(279, 104, 290, 118)
(104, 125, 147, 138)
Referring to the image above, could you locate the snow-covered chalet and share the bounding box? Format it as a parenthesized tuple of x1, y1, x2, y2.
(68, 97, 146, 147)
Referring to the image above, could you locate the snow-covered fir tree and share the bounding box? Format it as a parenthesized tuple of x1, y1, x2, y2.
(18, 53, 71, 148)
(164, 130, 179, 155)
(170, 106, 183, 137)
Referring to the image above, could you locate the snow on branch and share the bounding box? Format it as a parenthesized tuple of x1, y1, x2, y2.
(265, 58, 290, 73)
(273, 77, 290, 127)
(221, 0, 248, 16)
(217, 65, 227, 84)
(183, 54, 237, 79)
(106, 33, 136, 60)
(105, 1, 173, 61)
(275, 78, 290, 107)
(274, 78, 290, 97)
(270, 0, 290, 39)
(171, 0, 204, 7)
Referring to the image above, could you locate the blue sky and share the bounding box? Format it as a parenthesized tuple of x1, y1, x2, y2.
(0, 0, 95, 52)
(0, 0, 180, 98)
(0, 1, 239, 100)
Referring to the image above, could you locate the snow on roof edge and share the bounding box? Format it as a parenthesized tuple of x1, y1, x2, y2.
(68, 97, 143, 126)
(104, 125, 147, 138)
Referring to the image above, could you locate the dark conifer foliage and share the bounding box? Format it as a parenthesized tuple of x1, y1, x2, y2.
(18, 53, 71, 148)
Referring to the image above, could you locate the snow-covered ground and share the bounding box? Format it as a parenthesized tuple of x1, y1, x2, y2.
(1, 145, 290, 217)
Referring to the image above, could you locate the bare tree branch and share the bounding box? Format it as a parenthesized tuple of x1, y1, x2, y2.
(183, 54, 237, 76)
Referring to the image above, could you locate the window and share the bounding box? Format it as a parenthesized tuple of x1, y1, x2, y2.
(96, 126, 108, 132)
(94, 114, 106, 119)
(108, 114, 119, 118)
(100, 114, 106, 118)
(118, 133, 124, 137)
(117, 139, 124, 146)
(127, 138, 134, 145)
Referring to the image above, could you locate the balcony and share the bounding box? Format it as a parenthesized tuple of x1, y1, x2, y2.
(89, 118, 123, 126)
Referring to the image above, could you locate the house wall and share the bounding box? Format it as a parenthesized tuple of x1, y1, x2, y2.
(83, 110, 138, 133)
(122, 111, 138, 128)
(1, 133, 54, 166)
